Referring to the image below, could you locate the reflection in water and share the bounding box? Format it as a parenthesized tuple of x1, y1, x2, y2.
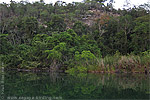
(3, 71, 150, 99)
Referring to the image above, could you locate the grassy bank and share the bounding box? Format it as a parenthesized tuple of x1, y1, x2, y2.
(66, 51, 150, 74)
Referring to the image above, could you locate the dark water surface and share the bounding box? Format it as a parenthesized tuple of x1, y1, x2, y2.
(2, 71, 150, 100)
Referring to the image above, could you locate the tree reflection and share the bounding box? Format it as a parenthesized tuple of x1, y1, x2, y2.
(4, 71, 150, 99)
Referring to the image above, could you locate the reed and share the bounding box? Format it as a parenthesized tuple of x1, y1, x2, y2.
(88, 51, 150, 73)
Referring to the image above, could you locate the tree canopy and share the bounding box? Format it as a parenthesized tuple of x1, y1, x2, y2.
(0, 0, 149, 71)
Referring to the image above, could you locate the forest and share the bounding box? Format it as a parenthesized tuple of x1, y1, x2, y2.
(0, 0, 150, 73)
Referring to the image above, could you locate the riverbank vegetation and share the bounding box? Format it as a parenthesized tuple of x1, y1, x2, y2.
(0, 0, 150, 73)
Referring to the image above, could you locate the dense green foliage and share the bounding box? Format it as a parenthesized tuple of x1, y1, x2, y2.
(0, 0, 149, 72)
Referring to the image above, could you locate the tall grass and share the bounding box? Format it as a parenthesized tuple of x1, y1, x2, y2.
(88, 50, 150, 73)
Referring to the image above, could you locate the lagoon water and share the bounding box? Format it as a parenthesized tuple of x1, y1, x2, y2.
(3, 71, 150, 100)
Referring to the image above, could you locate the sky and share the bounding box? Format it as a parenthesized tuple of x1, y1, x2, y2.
(0, 0, 149, 9)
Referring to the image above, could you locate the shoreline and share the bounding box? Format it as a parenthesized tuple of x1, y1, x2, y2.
(4, 68, 149, 74)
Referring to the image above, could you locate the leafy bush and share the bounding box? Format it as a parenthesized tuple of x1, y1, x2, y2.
(75, 50, 96, 65)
